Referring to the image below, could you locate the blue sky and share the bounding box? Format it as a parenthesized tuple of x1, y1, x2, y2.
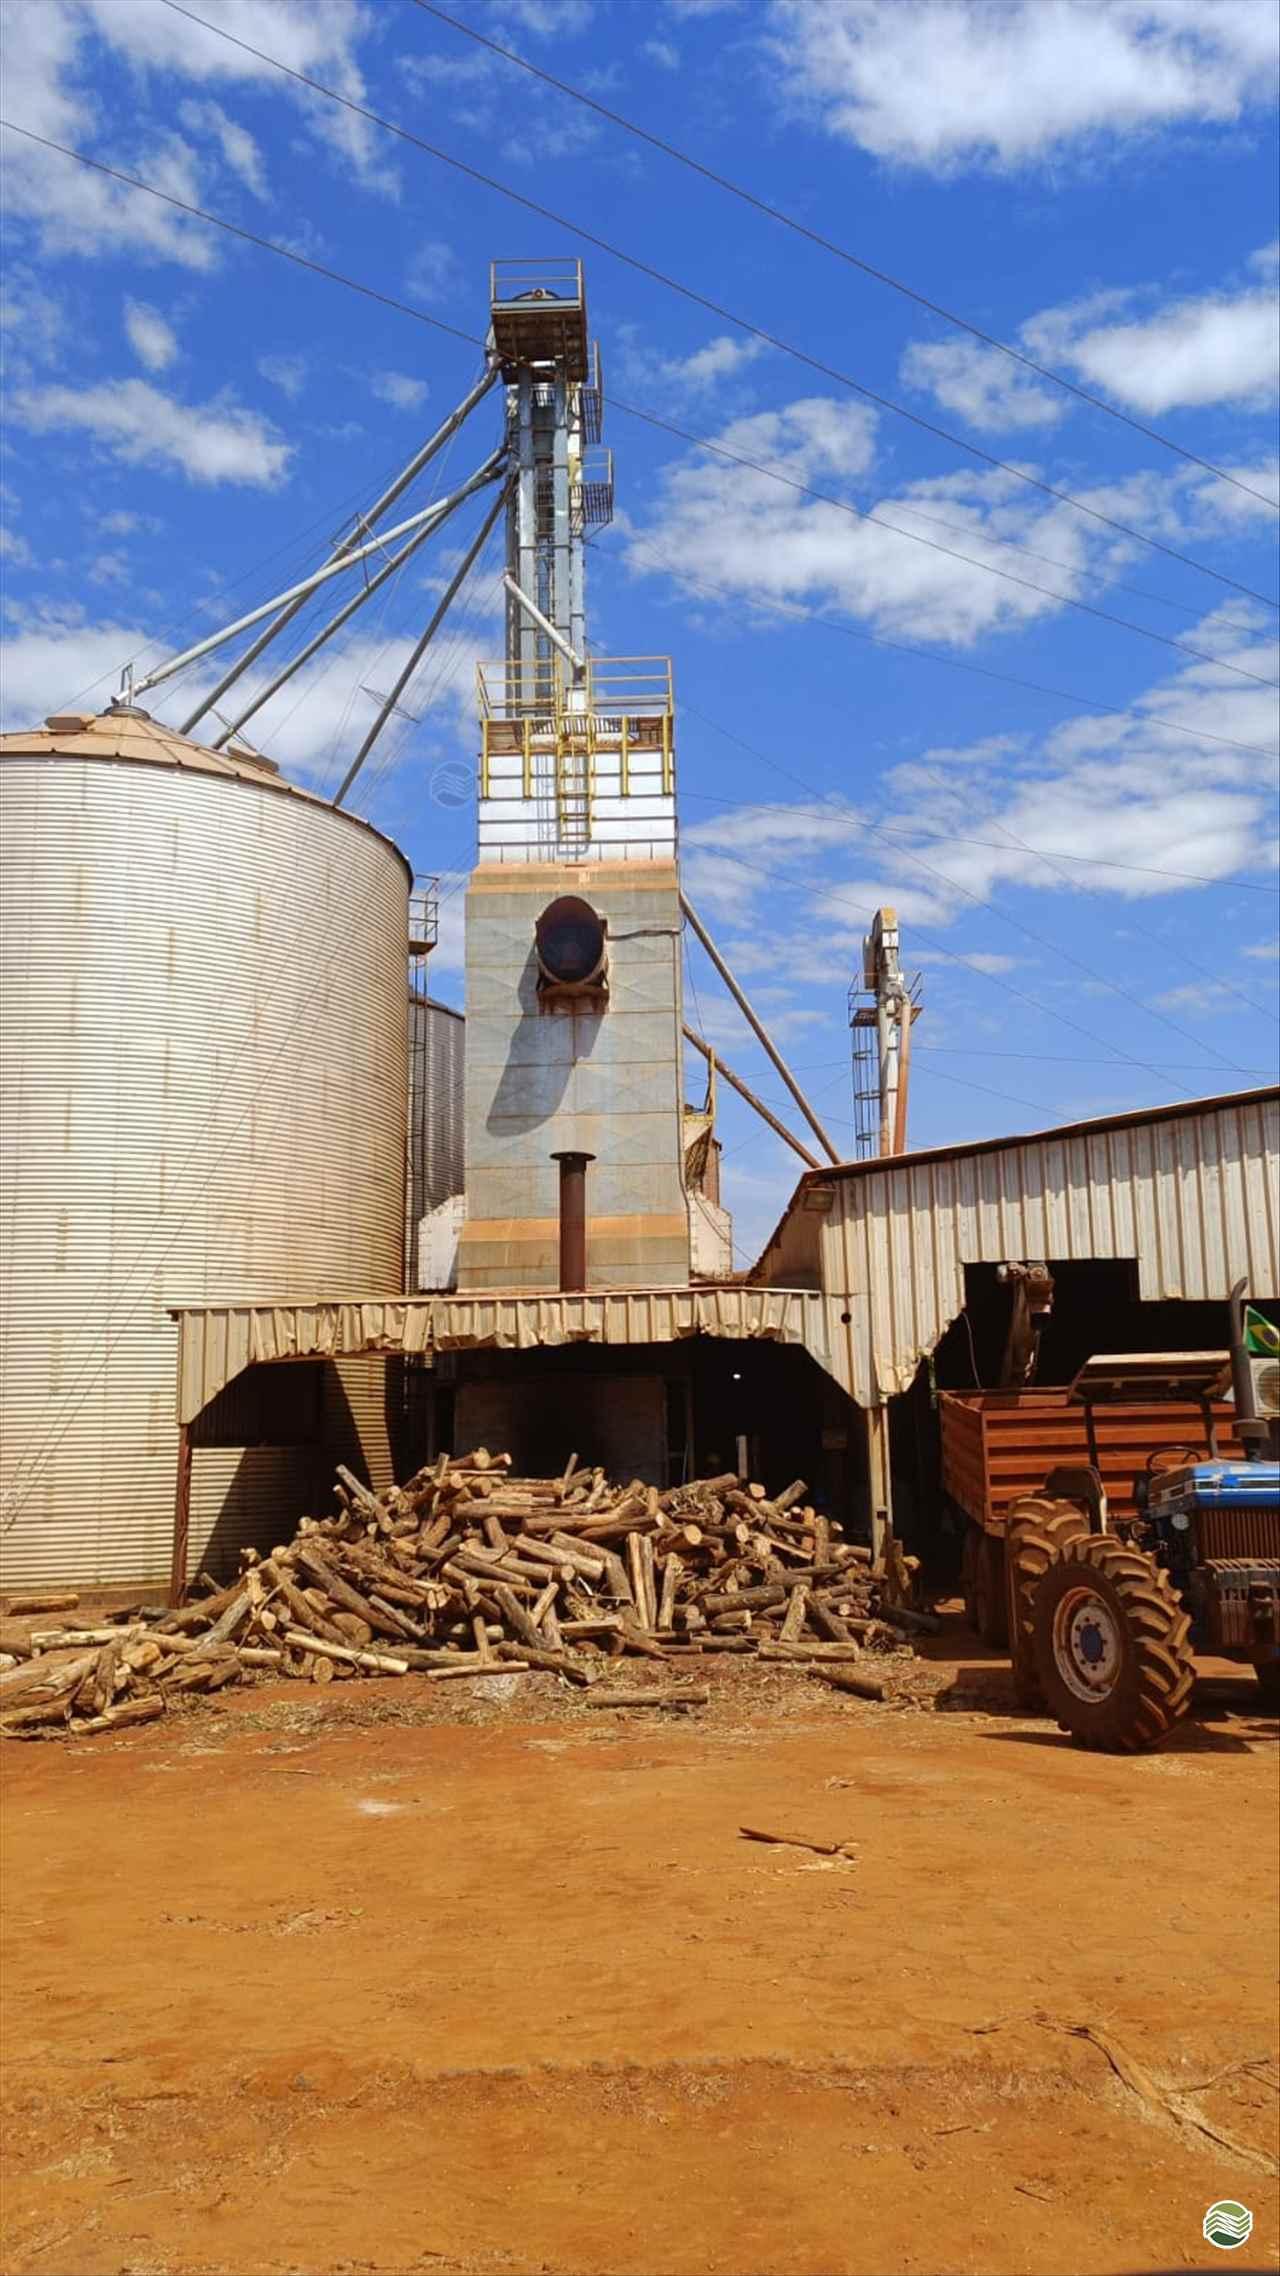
(2, 0, 1277, 1263)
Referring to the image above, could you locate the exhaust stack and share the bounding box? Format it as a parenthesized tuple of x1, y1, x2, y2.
(551, 1150, 595, 1292)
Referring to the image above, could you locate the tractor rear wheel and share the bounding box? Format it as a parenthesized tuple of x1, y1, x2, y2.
(1031, 1534, 1194, 1752)
(1005, 1499, 1091, 1706)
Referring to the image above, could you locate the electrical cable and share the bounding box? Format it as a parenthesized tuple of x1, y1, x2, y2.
(682, 825, 1242, 1092)
(903, 759, 1279, 1024)
(675, 787, 1277, 899)
(603, 404, 1278, 689)
(678, 719, 1258, 1075)
(409, 0, 1280, 514)
(614, 533, 1277, 764)
(8, 118, 1279, 755)
(104, 5, 1280, 612)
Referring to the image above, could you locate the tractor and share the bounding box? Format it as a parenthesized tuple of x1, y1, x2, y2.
(1002, 1283, 1280, 1751)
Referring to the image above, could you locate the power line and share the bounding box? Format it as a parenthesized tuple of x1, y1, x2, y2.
(677, 718, 1261, 1081)
(131, 1, 1280, 613)
(410, 0, 1280, 516)
(675, 789, 1277, 898)
(605, 401, 1278, 690)
(915, 1045, 1277, 1070)
(616, 535, 1278, 766)
(901, 760, 1279, 1023)
(9, 117, 1279, 759)
(684, 831, 1236, 1097)
(0, 121, 480, 348)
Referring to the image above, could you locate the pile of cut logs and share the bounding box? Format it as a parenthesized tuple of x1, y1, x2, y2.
(0, 1453, 935, 1738)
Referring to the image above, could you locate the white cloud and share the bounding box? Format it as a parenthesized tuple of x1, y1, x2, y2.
(0, 268, 67, 378)
(370, 372, 431, 412)
(1, 0, 395, 266)
(0, 597, 494, 785)
(1242, 938, 1280, 961)
(901, 339, 1065, 431)
(768, 0, 1279, 169)
(399, 47, 599, 166)
(1152, 979, 1245, 1015)
(1026, 264, 1280, 415)
(405, 240, 460, 304)
(9, 378, 292, 487)
(669, 335, 764, 390)
(903, 249, 1280, 431)
(916, 948, 1020, 973)
(483, 0, 594, 29)
(257, 352, 308, 399)
(682, 609, 1280, 950)
(88, 551, 129, 585)
(177, 98, 268, 196)
(98, 508, 162, 536)
(0, 527, 33, 567)
(124, 298, 179, 373)
(642, 38, 681, 67)
(624, 392, 1280, 646)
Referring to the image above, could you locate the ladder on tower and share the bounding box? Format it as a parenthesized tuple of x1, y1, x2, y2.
(555, 711, 593, 848)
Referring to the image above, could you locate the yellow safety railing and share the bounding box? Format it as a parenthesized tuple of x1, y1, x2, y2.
(476, 654, 674, 798)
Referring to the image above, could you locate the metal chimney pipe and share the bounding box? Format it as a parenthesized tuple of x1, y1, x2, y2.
(551, 1150, 595, 1291)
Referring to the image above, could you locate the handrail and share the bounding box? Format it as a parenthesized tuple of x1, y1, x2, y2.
(490, 257, 584, 306)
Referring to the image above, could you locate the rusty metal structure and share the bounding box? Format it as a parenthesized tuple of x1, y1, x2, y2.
(849, 907, 922, 1159)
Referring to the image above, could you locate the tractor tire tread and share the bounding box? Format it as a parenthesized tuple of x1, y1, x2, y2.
(1032, 1533, 1195, 1753)
(1004, 1499, 1091, 1706)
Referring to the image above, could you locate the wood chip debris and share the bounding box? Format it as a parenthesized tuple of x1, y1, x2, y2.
(1, 1452, 924, 1740)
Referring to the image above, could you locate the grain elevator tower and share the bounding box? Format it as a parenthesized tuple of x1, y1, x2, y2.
(459, 262, 688, 1291)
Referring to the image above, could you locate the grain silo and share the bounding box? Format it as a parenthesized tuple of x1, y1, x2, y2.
(0, 704, 411, 1590)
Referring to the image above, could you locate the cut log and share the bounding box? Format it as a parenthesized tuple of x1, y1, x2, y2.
(810, 1667, 887, 1701)
(493, 1639, 592, 1686)
(779, 1586, 810, 1644)
(657, 1553, 682, 1632)
(5, 1592, 80, 1617)
(73, 1695, 166, 1736)
(582, 1687, 710, 1711)
(280, 1628, 408, 1675)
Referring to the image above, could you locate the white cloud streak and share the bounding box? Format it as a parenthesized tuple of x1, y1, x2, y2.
(370, 372, 431, 412)
(124, 297, 179, 372)
(9, 378, 292, 487)
(1, 0, 395, 268)
(623, 390, 1280, 645)
(768, 0, 1279, 168)
(681, 609, 1279, 944)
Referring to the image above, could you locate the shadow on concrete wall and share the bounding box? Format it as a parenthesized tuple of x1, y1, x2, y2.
(484, 949, 604, 1134)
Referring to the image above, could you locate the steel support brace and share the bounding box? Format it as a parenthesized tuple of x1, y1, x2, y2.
(332, 480, 508, 808)
(865, 1403, 893, 1561)
(176, 362, 499, 732)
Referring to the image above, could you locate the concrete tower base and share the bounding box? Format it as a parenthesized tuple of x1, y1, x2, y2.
(458, 859, 690, 1292)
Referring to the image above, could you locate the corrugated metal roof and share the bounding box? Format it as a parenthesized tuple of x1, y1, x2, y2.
(172, 1285, 832, 1425)
(0, 705, 412, 875)
(758, 1087, 1280, 1406)
(798, 1084, 1279, 1184)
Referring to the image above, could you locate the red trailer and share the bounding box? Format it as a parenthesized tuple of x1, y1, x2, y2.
(939, 1372, 1245, 1643)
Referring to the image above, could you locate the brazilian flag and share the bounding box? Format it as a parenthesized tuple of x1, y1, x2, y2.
(1245, 1305, 1280, 1358)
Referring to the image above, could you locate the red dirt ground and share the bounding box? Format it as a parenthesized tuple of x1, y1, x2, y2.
(2, 1643, 1277, 2276)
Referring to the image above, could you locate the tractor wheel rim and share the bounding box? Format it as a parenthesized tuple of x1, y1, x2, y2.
(1052, 1585, 1123, 1703)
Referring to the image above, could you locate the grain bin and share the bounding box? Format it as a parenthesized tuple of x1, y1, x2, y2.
(0, 705, 410, 1590)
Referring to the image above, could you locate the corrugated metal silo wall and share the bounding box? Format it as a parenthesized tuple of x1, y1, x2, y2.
(0, 758, 409, 1589)
(407, 992, 465, 1282)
